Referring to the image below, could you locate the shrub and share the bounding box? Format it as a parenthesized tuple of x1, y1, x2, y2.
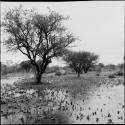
(55, 69, 66, 76)
(108, 74, 116, 78)
(96, 73, 100, 76)
(45, 66, 60, 74)
(116, 71, 124, 76)
(55, 71, 62, 76)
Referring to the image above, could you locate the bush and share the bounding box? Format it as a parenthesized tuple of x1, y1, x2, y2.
(108, 74, 116, 78)
(116, 71, 124, 76)
(45, 66, 60, 74)
(96, 73, 100, 76)
(55, 69, 66, 76)
(55, 71, 62, 76)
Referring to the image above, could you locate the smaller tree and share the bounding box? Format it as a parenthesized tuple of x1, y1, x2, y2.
(98, 63, 104, 68)
(63, 51, 98, 77)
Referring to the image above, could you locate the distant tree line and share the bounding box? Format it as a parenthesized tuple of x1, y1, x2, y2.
(1, 60, 63, 75)
(1, 60, 124, 76)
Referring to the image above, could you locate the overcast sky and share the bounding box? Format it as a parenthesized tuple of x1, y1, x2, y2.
(1, 1, 124, 66)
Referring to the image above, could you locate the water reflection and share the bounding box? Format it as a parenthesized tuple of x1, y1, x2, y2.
(1, 81, 124, 124)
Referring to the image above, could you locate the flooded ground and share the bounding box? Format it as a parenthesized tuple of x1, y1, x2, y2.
(68, 84, 124, 124)
(1, 73, 124, 124)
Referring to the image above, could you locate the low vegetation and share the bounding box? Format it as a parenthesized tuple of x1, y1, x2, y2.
(1, 73, 124, 124)
(108, 74, 116, 78)
(115, 71, 124, 76)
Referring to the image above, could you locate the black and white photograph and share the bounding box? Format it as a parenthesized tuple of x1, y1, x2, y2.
(1, 1, 124, 124)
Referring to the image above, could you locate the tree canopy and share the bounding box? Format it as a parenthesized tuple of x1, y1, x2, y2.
(63, 51, 98, 77)
(2, 6, 76, 83)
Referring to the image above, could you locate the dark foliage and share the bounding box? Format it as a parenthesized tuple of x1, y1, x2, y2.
(63, 51, 98, 77)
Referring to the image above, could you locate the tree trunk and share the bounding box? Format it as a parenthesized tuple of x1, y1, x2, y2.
(84, 68, 88, 73)
(36, 72, 42, 84)
(77, 73, 80, 77)
(33, 59, 51, 84)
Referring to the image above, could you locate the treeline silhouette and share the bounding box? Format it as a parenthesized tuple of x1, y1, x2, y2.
(1, 61, 124, 76)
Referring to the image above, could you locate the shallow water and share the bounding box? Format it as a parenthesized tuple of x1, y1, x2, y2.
(68, 84, 124, 124)
(1, 75, 124, 124)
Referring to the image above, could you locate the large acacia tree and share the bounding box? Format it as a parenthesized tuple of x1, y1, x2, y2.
(2, 6, 76, 84)
(63, 51, 98, 77)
